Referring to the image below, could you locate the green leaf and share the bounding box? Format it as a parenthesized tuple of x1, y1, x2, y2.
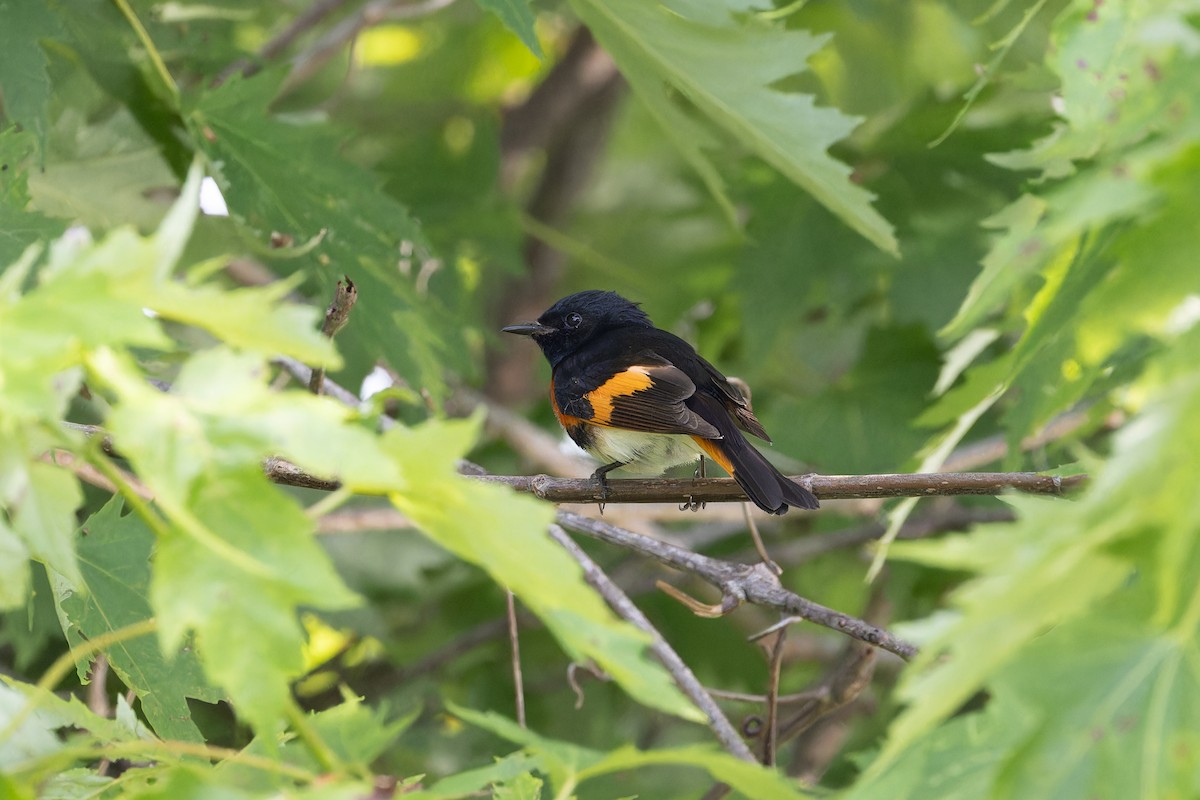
(184, 72, 450, 387)
(25, 109, 179, 232)
(12, 463, 83, 590)
(472, 0, 542, 58)
(54, 496, 219, 743)
(770, 324, 940, 473)
(385, 416, 702, 723)
(840, 690, 1040, 800)
(570, 0, 898, 254)
(0, 2, 63, 153)
(89, 348, 379, 733)
(940, 193, 1046, 341)
(989, 0, 1200, 179)
(491, 771, 542, 800)
(219, 698, 418, 789)
(447, 703, 811, 799)
(145, 467, 359, 734)
(0, 130, 66, 266)
(1, 673, 143, 770)
(421, 752, 544, 799)
(0, 517, 30, 609)
(867, 326, 1200, 782)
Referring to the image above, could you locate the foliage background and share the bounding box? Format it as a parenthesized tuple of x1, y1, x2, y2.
(2, 0, 1199, 797)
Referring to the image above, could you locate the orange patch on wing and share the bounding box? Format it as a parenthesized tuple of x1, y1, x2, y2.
(585, 367, 654, 425)
(692, 436, 734, 475)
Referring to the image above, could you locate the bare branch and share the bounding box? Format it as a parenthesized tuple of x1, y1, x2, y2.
(284, 0, 460, 92)
(548, 524, 757, 763)
(213, 0, 355, 86)
(943, 405, 1122, 472)
(506, 590, 526, 728)
(778, 643, 876, 745)
(762, 626, 786, 766)
(556, 511, 919, 661)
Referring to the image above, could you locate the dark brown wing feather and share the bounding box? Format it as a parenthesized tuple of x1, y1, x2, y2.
(558, 363, 721, 439)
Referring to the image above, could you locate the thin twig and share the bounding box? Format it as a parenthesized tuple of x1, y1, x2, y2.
(87, 654, 111, 718)
(275, 356, 370, 414)
(706, 687, 824, 705)
(556, 511, 919, 661)
(45, 448, 154, 500)
(309, 276, 357, 395)
(743, 502, 779, 573)
(777, 643, 876, 745)
(547, 524, 756, 762)
(762, 626, 786, 766)
(506, 590, 526, 728)
(284, 0, 460, 92)
(213, 0, 356, 86)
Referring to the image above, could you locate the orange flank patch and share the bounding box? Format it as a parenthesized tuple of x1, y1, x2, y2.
(550, 382, 587, 428)
(691, 436, 734, 475)
(585, 367, 654, 425)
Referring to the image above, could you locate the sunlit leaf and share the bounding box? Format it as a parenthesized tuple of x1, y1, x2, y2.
(55, 496, 219, 743)
(472, 0, 542, 58)
(386, 416, 702, 722)
(571, 0, 898, 254)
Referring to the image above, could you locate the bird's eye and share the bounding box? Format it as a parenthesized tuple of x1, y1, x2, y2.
(565, 312, 583, 329)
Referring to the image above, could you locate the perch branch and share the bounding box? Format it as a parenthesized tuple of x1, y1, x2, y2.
(548, 524, 756, 762)
(478, 470, 1083, 504)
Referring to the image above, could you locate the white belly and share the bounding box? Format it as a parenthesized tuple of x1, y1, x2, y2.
(588, 427, 704, 475)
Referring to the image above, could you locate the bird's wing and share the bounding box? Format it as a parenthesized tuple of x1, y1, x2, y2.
(555, 361, 721, 439)
(698, 359, 772, 442)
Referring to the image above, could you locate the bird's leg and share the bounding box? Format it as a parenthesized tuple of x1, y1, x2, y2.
(591, 461, 624, 513)
(681, 454, 707, 512)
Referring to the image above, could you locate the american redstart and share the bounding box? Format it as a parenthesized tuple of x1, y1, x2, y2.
(503, 290, 819, 514)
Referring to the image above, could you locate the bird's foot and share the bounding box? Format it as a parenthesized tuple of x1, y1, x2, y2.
(591, 461, 623, 514)
(680, 455, 708, 511)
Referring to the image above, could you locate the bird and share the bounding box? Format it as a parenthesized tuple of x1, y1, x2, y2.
(502, 290, 819, 514)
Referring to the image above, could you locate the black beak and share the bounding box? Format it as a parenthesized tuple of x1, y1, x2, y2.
(502, 322, 554, 337)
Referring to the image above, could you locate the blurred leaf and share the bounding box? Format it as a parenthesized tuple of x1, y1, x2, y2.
(12, 462, 83, 590)
(0, 130, 66, 266)
(940, 193, 1046, 341)
(90, 348, 365, 733)
(491, 772, 542, 800)
(385, 416, 702, 722)
(472, 0, 542, 58)
(27, 107, 178, 232)
(54, 496, 219, 743)
(1, 673, 143, 770)
(769, 324, 940, 473)
(869, 325, 1200, 788)
(840, 690, 1039, 800)
(571, 0, 898, 254)
(219, 698, 418, 788)
(0, 518, 29, 608)
(989, 0, 1200, 179)
(0, 1, 63, 152)
(447, 703, 811, 798)
(421, 752, 544, 798)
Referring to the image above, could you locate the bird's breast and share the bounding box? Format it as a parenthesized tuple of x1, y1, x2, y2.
(584, 426, 704, 474)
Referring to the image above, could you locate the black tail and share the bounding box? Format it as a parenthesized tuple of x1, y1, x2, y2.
(691, 395, 819, 514)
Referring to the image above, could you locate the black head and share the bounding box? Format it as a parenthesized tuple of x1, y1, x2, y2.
(502, 290, 653, 366)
